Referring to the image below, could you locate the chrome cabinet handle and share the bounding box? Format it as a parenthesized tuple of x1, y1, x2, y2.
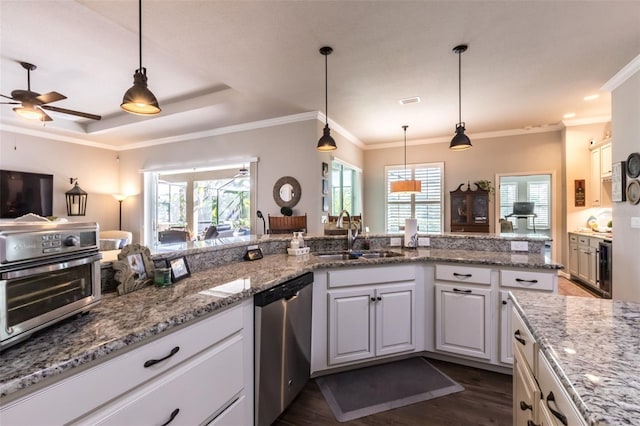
(160, 408, 180, 426)
(514, 330, 526, 345)
(546, 391, 568, 425)
(144, 346, 180, 368)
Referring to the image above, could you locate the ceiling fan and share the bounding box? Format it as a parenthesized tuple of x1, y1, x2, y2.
(0, 61, 101, 122)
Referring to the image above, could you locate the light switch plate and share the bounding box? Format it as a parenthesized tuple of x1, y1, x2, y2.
(418, 237, 430, 246)
(511, 241, 529, 252)
(632, 217, 640, 229)
(390, 237, 402, 246)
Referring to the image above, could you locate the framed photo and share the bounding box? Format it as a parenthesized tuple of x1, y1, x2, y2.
(574, 179, 586, 207)
(167, 256, 191, 282)
(113, 244, 155, 295)
(612, 161, 626, 202)
(322, 179, 329, 194)
(322, 162, 329, 177)
(322, 196, 329, 212)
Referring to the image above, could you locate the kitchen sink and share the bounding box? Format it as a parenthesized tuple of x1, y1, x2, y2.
(313, 250, 404, 260)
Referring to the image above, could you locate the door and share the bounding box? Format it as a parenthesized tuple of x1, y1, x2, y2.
(327, 288, 375, 365)
(375, 283, 416, 357)
(499, 291, 513, 365)
(435, 284, 492, 360)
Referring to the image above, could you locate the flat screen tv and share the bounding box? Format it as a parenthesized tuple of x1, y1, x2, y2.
(0, 170, 54, 218)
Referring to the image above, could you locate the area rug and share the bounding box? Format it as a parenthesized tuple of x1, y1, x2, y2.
(316, 357, 464, 422)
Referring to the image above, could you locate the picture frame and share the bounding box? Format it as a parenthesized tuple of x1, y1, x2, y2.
(322, 196, 329, 212)
(574, 179, 586, 207)
(113, 244, 155, 295)
(322, 178, 329, 195)
(322, 162, 329, 177)
(612, 161, 626, 202)
(167, 256, 191, 282)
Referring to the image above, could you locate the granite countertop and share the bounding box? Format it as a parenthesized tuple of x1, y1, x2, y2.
(569, 230, 613, 241)
(1, 248, 562, 401)
(510, 291, 640, 425)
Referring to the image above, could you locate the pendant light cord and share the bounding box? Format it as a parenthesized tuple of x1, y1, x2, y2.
(324, 53, 328, 125)
(458, 49, 462, 124)
(138, 0, 142, 71)
(403, 125, 408, 175)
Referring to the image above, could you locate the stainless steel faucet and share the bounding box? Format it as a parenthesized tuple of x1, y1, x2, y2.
(336, 209, 359, 252)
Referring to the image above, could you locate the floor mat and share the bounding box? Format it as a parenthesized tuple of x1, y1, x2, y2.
(316, 357, 464, 422)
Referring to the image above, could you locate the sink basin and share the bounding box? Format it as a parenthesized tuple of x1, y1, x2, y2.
(313, 250, 404, 260)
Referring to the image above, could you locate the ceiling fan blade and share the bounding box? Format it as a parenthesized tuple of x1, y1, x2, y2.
(1, 93, 16, 101)
(41, 105, 101, 120)
(41, 109, 53, 122)
(36, 91, 66, 105)
(0, 101, 20, 105)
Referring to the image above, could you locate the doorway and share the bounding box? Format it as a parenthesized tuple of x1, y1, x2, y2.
(495, 172, 556, 261)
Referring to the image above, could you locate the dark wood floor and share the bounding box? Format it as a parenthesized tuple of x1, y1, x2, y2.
(273, 277, 593, 426)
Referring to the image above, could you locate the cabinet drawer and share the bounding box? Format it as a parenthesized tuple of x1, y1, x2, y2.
(538, 352, 586, 425)
(435, 264, 491, 285)
(501, 269, 554, 291)
(0, 305, 244, 426)
(327, 265, 415, 288)
(511, 309, 536, 372)
(569, 234, 578, 243)
(577, 236, 589, 245)
(77, 335, 245, 426)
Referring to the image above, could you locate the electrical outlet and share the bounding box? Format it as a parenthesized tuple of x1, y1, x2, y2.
(511, 241, 529, 252)
(390, 237, 402, 246)
(632, 217, 640, 229)
(418, 237, 430, 246)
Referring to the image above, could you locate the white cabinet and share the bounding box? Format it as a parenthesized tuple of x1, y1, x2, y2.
(575, 234, 598, 287)
(328, 282, 416, 365)
(499, 291, 513, 365)
(537, 353, 586, 425)
(600, 142, 612, 178)
(568, 234, 579, 277)
(435, 283, 492, 360)
(590, 147, 602, 206)
(513, 347, 538, 426)
(0, 302, 254, 426)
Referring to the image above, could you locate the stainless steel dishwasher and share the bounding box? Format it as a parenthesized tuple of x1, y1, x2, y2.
(254, 272, 313, 426)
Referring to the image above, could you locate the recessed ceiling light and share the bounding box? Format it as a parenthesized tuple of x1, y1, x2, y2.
(563, 112, 576, 119)
(399, 96, 421, 105)
(583, 94, 600, 101)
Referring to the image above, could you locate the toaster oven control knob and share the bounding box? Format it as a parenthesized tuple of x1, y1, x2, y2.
(64, 235, 80, 247)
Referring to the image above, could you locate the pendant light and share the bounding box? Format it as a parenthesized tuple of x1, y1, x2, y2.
(449, 44, 471, 151)
(121, 0, 161, 115)
(390, 125, 422, 193)
(317, 46, 337, 151)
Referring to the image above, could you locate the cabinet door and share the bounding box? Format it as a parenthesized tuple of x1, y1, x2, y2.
(569, 242, 579, 276)
(513, 348, 538, 426)
(499, 291, 513, 365)
(577, 245, 590, 283)
(590, 148, 601, 206)
(375, 283, 416, 357)
(588, 239, 598, 286)
(601, 143, 612, 178)
(435, 284, 492, 360)
(328, 288, 375, 365)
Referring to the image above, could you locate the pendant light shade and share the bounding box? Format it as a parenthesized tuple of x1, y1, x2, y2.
(317, 46, 337, 151)
(390, 125, 422, 194)
(449, 44, 471, 151)
(121, 0, 161, 115)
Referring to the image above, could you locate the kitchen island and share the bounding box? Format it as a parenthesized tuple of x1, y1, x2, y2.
(510, 291, 640, 425)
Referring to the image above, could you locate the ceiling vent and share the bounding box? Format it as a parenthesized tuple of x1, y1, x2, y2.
(399, 96, 421, 105)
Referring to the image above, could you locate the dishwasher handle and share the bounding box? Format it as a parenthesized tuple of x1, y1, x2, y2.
(255, 272, 313, 307)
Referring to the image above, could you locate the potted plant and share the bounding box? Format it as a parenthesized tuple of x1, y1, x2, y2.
(474, 180, 495, 199)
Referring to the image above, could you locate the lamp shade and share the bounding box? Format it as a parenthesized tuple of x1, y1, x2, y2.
(449, 122, 472, 151)
(13, 106, 44, 120)
(390, 179, 422, 193)
(317, 124, 337, 151)
(66, 180, 88, 216)
(121, 68, 161, 115)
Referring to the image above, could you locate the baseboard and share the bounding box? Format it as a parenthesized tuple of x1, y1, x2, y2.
(558, 270, 570, 279)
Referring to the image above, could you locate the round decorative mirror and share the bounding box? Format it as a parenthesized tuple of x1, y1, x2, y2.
(273, 176, 301, 208)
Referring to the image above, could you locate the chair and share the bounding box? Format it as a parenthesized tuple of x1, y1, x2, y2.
(268, 214, 307, 234)
(158, 229, 190, 244)
(204, 226, 219, 240)
(506, 202, 537, 233)
(99, 230, 133, 250)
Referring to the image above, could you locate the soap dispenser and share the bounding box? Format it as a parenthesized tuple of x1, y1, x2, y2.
(290, 233, 300, 250)
(296, 231, 305, 248)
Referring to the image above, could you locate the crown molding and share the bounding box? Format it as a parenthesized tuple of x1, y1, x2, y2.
(602, 53, 640, 92)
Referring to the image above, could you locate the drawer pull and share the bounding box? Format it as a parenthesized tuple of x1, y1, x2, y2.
(546, 391, 568, 425)
(144, 346, 180, 368)
(160, 408, 180, 426)
(515, 278, 539, 284)
(453, 288, 472, 294)
(519, 400, 533, 411)
(453, 272, 472, 278)
(514, 330, 526, 345)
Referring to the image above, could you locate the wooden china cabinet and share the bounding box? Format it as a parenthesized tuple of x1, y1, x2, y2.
(450, 183, 489, 233)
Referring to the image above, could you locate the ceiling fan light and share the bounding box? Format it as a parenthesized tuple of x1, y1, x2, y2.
(13, 105, 43, 120)
(449, 122, 472, 151)
(317, 124, 337, 151)
(121, 68, 161, 115)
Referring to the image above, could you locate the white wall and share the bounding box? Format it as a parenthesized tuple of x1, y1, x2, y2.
(610, 68, 640, 301)
(0, 130, 120, 230)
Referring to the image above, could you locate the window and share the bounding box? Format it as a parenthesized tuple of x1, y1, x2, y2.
(527, 181, 550, 229)
(385, 162, 444, 233)
(331, 160, 362, 215)
(500, 182, 518, 228)
(157, 181, 187, 229)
